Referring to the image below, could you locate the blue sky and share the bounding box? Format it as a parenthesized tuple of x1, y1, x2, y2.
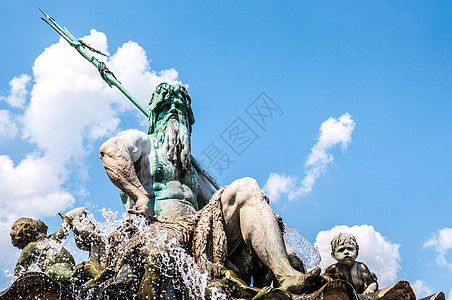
(0, 1, 451, 297)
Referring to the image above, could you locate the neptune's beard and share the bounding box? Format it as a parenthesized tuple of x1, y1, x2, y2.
(155, 117, 191, 176)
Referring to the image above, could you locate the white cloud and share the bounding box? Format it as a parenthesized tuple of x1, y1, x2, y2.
(0, 74, 31, 108)
(0, 110, 18, 138)
(423, 227, 452, 269)
(0, 154, 75, 217)
(0, 29, 182, 263)
(107, 41, 181, 104)
(411, 279, 433, 298)
(263, 113, 355, 202)
(314, 224, 401, 287)
(448, 289, 452, 300)
(263, 173, 296, 202)
(291, 113, 355, 199)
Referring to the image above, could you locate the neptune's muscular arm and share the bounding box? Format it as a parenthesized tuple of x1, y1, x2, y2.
(100, 129, 153, 217)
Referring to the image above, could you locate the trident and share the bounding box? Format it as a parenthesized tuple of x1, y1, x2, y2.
(40, 9, 221, 190)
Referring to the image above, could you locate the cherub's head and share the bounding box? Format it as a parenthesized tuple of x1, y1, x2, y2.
(10, 218, 48, 249)
(330, 232, 359, 267)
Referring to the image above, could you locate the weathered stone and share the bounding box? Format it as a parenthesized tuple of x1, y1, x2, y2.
(368, 280, 415, 300)
(0, 272, 72, 300)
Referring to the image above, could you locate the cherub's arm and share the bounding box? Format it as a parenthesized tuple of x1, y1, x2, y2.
(360, 263, 378, 295)
(14, 243, 37, 278)
(50, 213, 72, 242)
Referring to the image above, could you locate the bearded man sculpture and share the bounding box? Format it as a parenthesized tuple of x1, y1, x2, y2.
(100, 82, 321, 293)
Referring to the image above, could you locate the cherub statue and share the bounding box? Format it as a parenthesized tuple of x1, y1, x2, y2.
(10, 208, 104, 284)
(324, 232, 378, 296)
(10, 213, 75, 282)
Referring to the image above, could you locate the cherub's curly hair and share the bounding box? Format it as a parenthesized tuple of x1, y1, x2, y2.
(330, 232, 359, 254)
(10, 218, 48, 249)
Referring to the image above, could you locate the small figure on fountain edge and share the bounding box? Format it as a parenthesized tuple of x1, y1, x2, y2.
(324, 233, 378, 296)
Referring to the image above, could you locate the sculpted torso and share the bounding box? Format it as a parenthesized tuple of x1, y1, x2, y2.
(105, 129, 212, 218)
(141, 145, 201, 216)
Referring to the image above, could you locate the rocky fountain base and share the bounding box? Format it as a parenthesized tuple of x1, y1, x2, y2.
(3, 271, 439, 300)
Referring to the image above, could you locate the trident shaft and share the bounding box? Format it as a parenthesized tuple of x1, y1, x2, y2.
(40, 9, 221, 190)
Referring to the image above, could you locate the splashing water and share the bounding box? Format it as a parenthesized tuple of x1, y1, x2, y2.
(209, 287, 229, 300)
(149, 227, 209, 299)
(78, 208, 223, 299)
(2, 207, 228, 299)
(5, 208, 321, 299)
(283, 226, 321, 270)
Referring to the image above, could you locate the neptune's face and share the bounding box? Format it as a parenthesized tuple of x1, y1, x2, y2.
(155, 97, 189, 129)
(147, 83, 194, 135)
